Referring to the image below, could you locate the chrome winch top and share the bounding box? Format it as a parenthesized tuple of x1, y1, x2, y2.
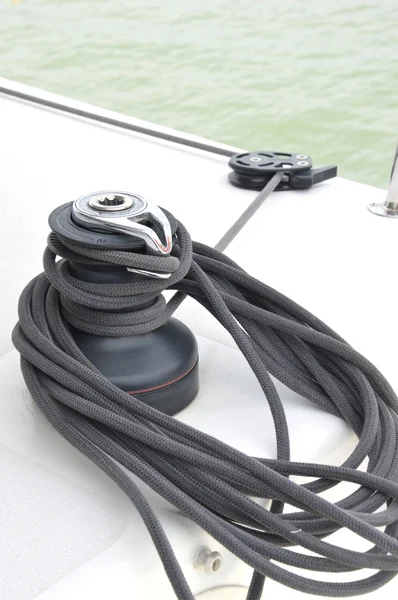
(73, 191, 173, 255)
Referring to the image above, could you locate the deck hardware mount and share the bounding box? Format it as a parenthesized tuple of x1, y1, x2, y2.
(228, 151, 337, 191)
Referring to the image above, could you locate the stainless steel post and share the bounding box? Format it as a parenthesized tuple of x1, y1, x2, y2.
(368, 145, 398, 217)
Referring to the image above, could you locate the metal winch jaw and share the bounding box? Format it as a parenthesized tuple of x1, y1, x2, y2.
(73, 191, 173, 279)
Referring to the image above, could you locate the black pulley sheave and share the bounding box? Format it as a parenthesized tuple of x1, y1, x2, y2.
(228, 151, 337, 191)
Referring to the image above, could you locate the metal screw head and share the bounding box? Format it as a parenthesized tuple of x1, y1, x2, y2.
(194, 546, 223, 575)
(88, 193, 134, 212)
(297, 160, 309, 167)
(296, 154, 308, 159)
(249, 156, 262, 162)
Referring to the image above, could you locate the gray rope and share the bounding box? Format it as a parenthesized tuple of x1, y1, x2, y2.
(12, 221, 398, 599)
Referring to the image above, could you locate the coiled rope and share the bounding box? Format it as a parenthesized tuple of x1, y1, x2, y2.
(12, 221, 398, 599)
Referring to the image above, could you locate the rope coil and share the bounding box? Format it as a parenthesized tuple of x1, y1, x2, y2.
(13, 221, 398, 598)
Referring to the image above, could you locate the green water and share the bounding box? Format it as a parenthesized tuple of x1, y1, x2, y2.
(1, 0, 397, 187)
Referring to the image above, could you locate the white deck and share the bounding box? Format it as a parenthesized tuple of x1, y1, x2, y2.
(0, 80, 396, 600)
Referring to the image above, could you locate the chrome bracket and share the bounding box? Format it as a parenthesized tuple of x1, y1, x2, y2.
(73, 191, 173, 279)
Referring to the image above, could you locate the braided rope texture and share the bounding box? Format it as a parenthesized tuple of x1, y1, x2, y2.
(12, 222, 398, 599)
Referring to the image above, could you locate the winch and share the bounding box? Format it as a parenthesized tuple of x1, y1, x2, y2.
(47, 191, 199, 415)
